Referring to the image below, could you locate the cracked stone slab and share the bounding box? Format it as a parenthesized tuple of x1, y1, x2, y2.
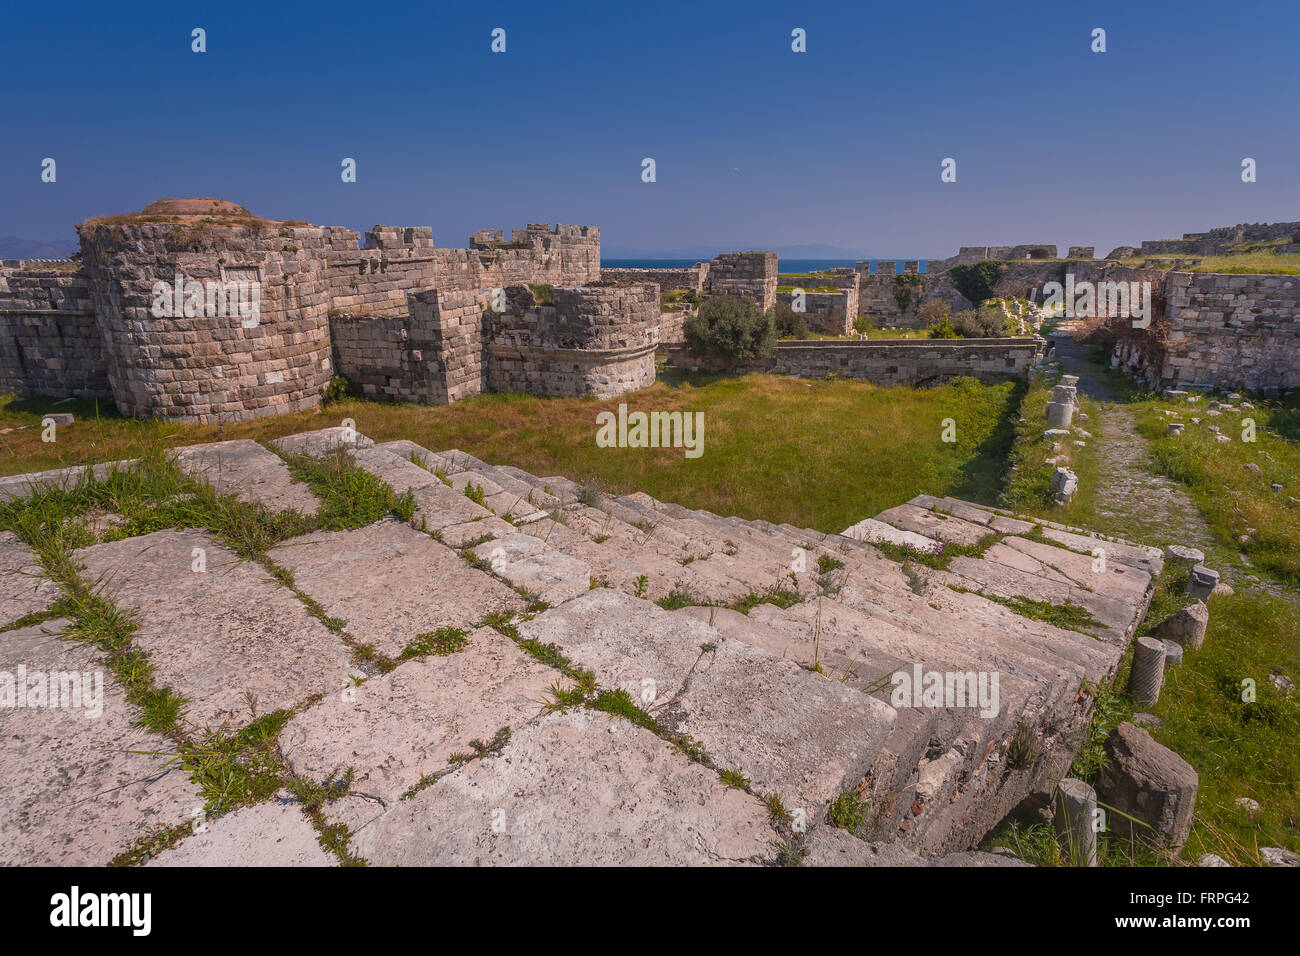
(349, 449, 495, 531)
(175, 439, 320, 516)
(1001, 535, 1152, 605)
(874, 504, 992, 547)
(841, 516, 936, 551)
(76, 530, 351, 730)
(0, 530, 60, 625)
(0, 622, 201, 866)
(146, 801, 335, 867)
(271, 427, 374, 458)
(480, 532, 591, 604)
(521, 590, 896, 813)
(0, 460, 135, 503)
(351, 709, 775, 865)
(281, 628, 556, 810)
(437, 516, 515, 547)
(269, 520, 522, 657)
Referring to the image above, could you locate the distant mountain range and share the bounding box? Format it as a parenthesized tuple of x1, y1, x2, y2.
(0, 237, 79, 259)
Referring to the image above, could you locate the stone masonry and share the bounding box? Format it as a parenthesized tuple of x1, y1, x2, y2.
(0, 426, 1159, 865)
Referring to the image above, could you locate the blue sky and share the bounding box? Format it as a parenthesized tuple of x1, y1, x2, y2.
(2, 0, 1296, 257)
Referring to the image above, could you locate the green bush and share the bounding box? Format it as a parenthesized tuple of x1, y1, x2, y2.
(683, 295, 776, 361)
(852, 315, 877, 335)
(769, 301, 808, 339)
(948, 261, 1004, 306)
(950, 307, 1010, 338)
(321, 375, 356, 405)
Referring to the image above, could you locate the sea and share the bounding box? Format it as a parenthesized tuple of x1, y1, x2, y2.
(602, 258, 932, 273)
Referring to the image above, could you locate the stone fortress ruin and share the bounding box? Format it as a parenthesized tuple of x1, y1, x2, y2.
(2, 200, 1298, 423)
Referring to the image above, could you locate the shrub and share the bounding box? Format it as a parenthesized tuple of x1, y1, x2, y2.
(321, 375, 356, 405)
(769, 301, 808, 339)
(948, 261, 1004, 306)
(852, 315, 877, 335)
(950, 307, 1009, 338)
(683, 295, 776, 361)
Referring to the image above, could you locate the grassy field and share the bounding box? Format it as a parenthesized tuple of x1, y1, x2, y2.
(1130, 393, 1300, 587)
(0, 372, 1023, 534)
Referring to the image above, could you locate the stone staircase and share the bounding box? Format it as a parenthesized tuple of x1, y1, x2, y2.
(0, 427, 1159, 866)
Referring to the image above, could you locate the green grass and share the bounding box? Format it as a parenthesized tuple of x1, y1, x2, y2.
(283, 447, 416, 530)
(1143, 590, 1300, 865)
(1000, 376, 1103, 524)
(1135, 392, 1300, 586)
(965, 590, 1103, 635)
(1, 373, 1025, 535)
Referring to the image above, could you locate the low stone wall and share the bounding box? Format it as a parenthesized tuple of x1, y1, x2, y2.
(0, 264, 110, 398)
(664, 337, 1043, 386)
(487, 341, 657, 398)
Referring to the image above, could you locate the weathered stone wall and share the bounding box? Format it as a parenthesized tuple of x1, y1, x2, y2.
(856, 264, 935, 327)
(326, 223, 600, 319)
(0, 262, 110, 398)
(332, 284, 657, 404)
(778, 269, 859, 334)
(664, 337, 1043, 386)
(705, 252, 777, 311)
(776, 290, 852, 336)
(600, 265, 707, 293)
(77, 221, 334, 422)
(1107, 269, 1300, 392)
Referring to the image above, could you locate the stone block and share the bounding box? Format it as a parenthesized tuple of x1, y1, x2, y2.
(350, 710, 776, 865)
(76, 530, 351, 729)
(1095, 722, 1197, 849)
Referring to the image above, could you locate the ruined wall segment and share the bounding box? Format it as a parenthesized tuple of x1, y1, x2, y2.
(0, 260, 110, 398)
(705, 252, 777, 311)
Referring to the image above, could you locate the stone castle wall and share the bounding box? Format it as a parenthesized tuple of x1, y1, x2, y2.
(776, 290, 852, 335)
(1102, 272, 1300, 393)
(0, 261, 110, 398)
(1, 211, 602, 421)
(600, 265, 707, 293)
(664, 337, 1043, 386)
(485, 284, 659, 398)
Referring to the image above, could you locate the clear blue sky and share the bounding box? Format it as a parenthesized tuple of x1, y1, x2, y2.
(2, 0, 1296, 257)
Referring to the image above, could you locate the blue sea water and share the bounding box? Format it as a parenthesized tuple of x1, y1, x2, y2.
(602, 258, 931, 273)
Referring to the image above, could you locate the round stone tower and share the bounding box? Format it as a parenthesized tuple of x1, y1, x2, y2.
(77, 198, 333, 422)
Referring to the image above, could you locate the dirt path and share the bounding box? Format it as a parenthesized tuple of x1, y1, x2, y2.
(1048, 331, 1219, 560)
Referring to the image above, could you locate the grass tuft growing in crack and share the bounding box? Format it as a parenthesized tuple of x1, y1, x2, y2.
(281, 447, 415, 530)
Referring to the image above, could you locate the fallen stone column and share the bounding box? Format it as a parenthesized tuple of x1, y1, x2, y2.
(1128, 636, 1166, 707)
(1054, 777, 1098, 866)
